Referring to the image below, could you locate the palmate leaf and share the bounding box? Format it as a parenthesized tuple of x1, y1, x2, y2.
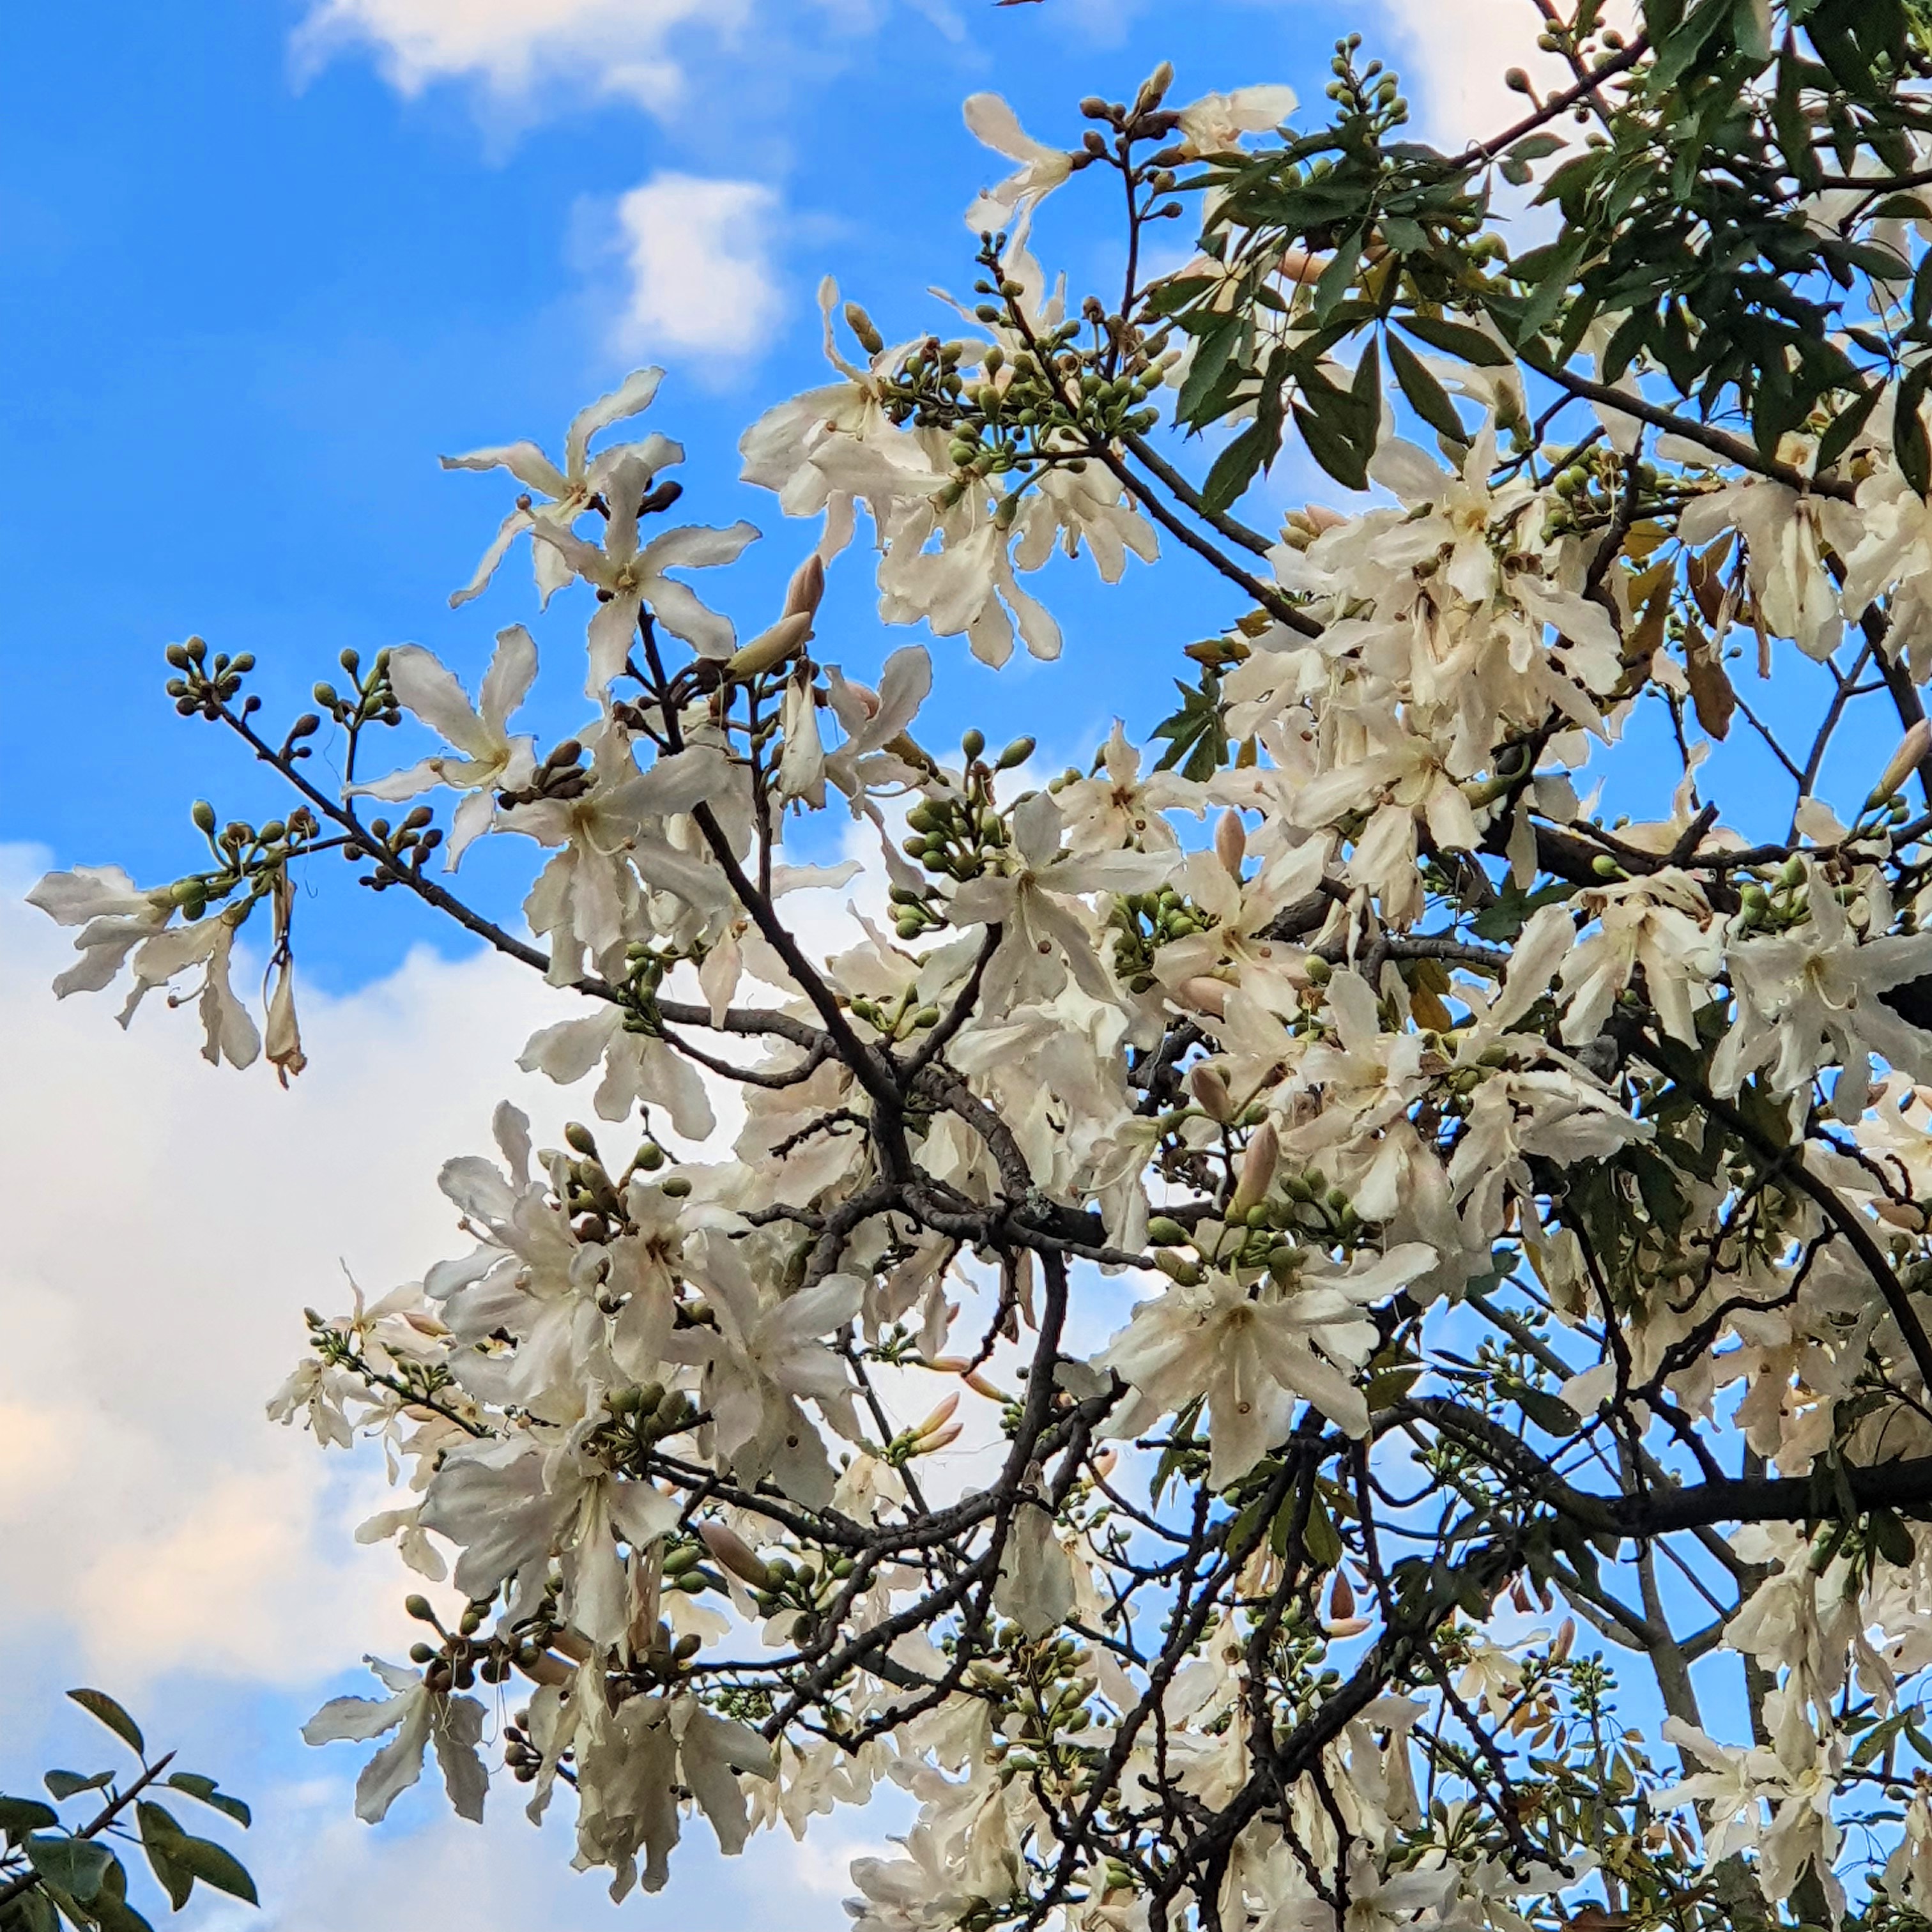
(1150, 671, 1229, 780)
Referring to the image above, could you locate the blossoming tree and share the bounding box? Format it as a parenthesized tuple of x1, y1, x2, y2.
(37, 4, 1932, 1931)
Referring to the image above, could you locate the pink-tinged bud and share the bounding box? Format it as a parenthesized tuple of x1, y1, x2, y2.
(1215, 809, 1246, 878)
(726, 611, 813, 683)
(1176, 976, 1230, 1020)
(783, 551, 826, 622)
(962, 1371, 1006, 1401)
(1189, 1062, 1234, 1123)
(916, 1421, 963, 1453)
(1227, 1119, 1279, 1221)
(914, 1391, 960, 1438)
(698, 1521, 772, 1588)
(1873, 718, 1932, 806)
(1329, 1567, 1355, 1621)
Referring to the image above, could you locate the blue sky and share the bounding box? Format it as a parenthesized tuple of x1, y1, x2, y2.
(0, 2, 1815, 1928)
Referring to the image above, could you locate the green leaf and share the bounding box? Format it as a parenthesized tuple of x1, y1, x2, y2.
(1515, 1386, 1582, 1437)
(0, 1800, 59, 1842)
(1897, 365, 1932, 499)
(135, 1805, 193, 1913)
(1292, 392, 1371, 492)
(1396, 314, 1511, 367)
(1814, 385, 1879, 477)
(1174, 319, 1243, 427)
(1652, 0, 1735, 89)
(1301, 1491, 1344, 1569)
(164, 1777, 249, 1830)
(1386, 334, 1467, 445)
(26, 1839, 112, 1906)
(6, 1890, 59, 1932)
(1140, 275, 1215, 319)
(1313, 229, 1362, 325)
(40, 1775, 108, 1805)
(1200, 418, 1275, 515)
(1872, 1507, 1917, 1567)
(171, 1840, 255, 1910)
(1505, 131, 1566, 164)
(95, 1901, 157, 1932)
(66, 1692, 142, 1759)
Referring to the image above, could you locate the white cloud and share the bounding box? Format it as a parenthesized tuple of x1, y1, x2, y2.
(0, 847, 570, 1685)
(290, 0, 755, 113)
(610, 173, 786, 365)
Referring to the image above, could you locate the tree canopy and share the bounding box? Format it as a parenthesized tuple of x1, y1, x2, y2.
(37, 6, 1932, 1932)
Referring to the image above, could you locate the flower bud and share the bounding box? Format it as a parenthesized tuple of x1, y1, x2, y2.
(1872, 718, 1931, 808)
(405, 1594, 436, 1621)
(914, 1392, 960, 1439)
(1188, 1062, 1234, 1123)
(783, 552, 826, 623)
(726, 611, 813, 683)
(698, 1522, 772, 1588)
(1228, 1119, 1280, 1222)
(1176, 977, 1230, 1020)
(1146, 1215, 1189, 1247)
(191, 799, 217, 834)
(1215, 809, 1246, 878)
(996, 736, 1035, 770)
(842, 301, 885, 355)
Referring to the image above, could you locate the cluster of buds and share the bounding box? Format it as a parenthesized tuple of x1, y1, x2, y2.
(402, 1591, 496, 1691)
(594, 1380, 698, 1474)
(353, 802, 443, 888)
(1108, 885, 1220, 993)
(968, 1627, 1099, 1779)
(897, 732, 1036, 897)
(165, 634, 257, 717)
(169, 800, 322, 922)
(499, 736, 590, 809)
(310, 645, 398, 733)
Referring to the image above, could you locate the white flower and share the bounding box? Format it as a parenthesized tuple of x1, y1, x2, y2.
(1174, 84, 1297, 157)
(532, 463, 758, 691)
(961, 95, 1075, 234)
(303, 1656, 488, 1824)
(348, 627, 539, 865)
(442, 367, 682, 607)
(1713, 859, 1932, 1117)
(947, 791, 1170, 1009)
(1101, 1243, 1435, 1483)
(27, 864, 173, 996)
(664, 1234, 863, 1505)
